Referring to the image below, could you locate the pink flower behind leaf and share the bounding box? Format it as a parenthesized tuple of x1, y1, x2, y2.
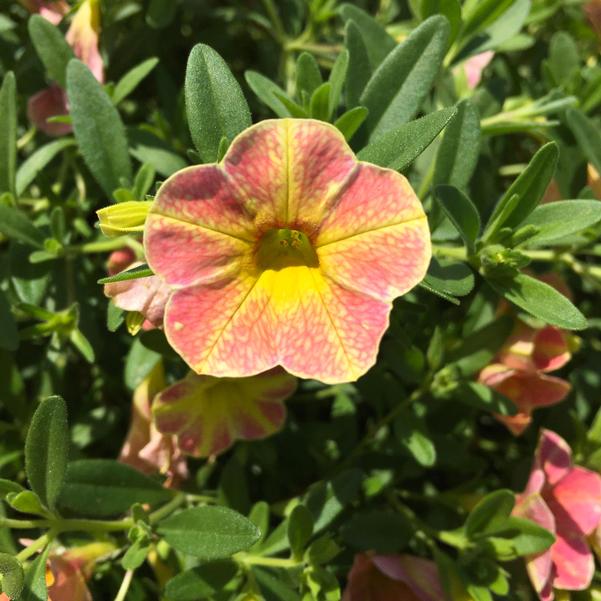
(144, 118, 431, 384)
(119, 362, 188, 486)
(463, 51, 495, 89)
(152, 368, 296, 458)
(514, 430, 601, 600)
(27, 85, 71, 137)
(342, 553, 446, 601)
(19, 0, 69, 24)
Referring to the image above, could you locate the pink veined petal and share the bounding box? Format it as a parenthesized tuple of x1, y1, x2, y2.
(547, 466, 601, 536)
(222, 119, 357, 231)
(27, 85, 71, 136)
(532, 327, 571, 372)
(513, 493, 556, 600)
(152, 369, 295, 457)
(551, 530, 595, 591)
(372, 555, 446, 601)
(536, 430, 573, 487)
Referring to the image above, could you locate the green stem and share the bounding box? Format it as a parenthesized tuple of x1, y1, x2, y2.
(113, 569, 135, 601)
(58, 518, 133, 533)
(0, 518, 49, 529)
(261, 0, 286, 43)
(236, 554, 299, 568)
(148, 493, 186, 525)
(16, 531, 53, 562)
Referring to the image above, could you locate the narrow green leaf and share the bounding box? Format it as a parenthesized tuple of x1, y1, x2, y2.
(434, 185, 481, 252)
(124, 337, 161, 390)
(394, 412, 436, 466)
(334, 106, 369, 141)
(328, 49, 349, 115)
(16, 138, 76, 196)
(357, 107, 456, 171)
(25, 395, 69, 511)
(547, 32, 579, 84)
(360, 16, 450, 139)
(0, 204, 44, 248)
(484, 142, 559, 239)
(489, 272, 587, 330)
(70, 328, 95, 363)
(487, 516, 555, 558)
(128, 128, 187, 178)
(67, 59, 132, 195)
(132, 163, 156, 199)
(418, 280, 460, 305)
(113, 57, 159, 105)
(287, 505, 314, 559)
(521, 200, 601, 246)
(310, 82, 332, 121)
(28, 15, 74, 87)
(97, 263, 153, 284)
(185, 44, 251, 163)
(164, 561, 238, 601)
(424, 258, 475, 297)
(0, 290, 18, 352)
(338, 4, 396, 69)
(461, 0, 513, 41)
(344, 21, 371, 108)
(466, 490, 515, 538)
(457, 382, 517, 415)
(0, 553, 24, 598)
(0, 72, 17, 196)
(157, 506, 260, 559)
(421, 0, 462, 44)
(296, 52, 322, 101)
(245, 71, 290, 118)
(59, 459, 172, 516)
(274, 92, 308, 118)
(566, 108, 601, 174)
(21, 545, 50, 601)
(434, 99, 480, 191)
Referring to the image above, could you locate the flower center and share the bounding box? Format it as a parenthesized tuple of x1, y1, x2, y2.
(256, 228, 319, 271)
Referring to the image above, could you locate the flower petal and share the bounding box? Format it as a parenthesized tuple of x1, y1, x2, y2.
(48, 556, 92, 601)
(223, 119, 356, 231)
(551, 530, 594, 591)
(152, 369, 295, 457)
(532, 327, 571, 372)
(27, 86, 71, 137)
(536, 429, 573, 487)
(547, 466, 601, 536)
(66, 0, 104, 83)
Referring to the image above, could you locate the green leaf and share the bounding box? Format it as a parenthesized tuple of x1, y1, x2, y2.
(97, 263, 154, 284)
(67, 59, 132, 195)
(185, 44, 251, 163)
(132, 163, 156, 199)
(487, 517, 555, 559)
(0, 72, 17, 196)
(418, 280, 460, 305)
(59, 459, 172, 517)
(423, 258, 475, 297)
(6, 491, 50, 517)
(287, 505, 314, 559)
(128, 128, 187, 178)
(28, 15, 74, 87)
(21, 545, 50, 601)
(339, 4, 396, 69)
(484, 142, 558, 239)
(394, 412, 436, 466)
(547, 32, 579, 84)
(146, 0, 176, 28)
(310, 82, 332, 121)
(70, 329, 95, 363)
(245, 71, 291, 118)
(124, 337, 161, 390)
(457, 382, 516, 416)
(434, 100, 480, 191)
(421, 0, 462, 44)
(25, 395, 68, 511)
(0, 553, 24, 598)
(566, 108, 601, 174)
(254, 567, 302, 601)
(341, 511, 412, 553)
(465, 490, 515, 539)
(0, 205, 45, 248)
(520, 200, 601, 246)
(328, 49, 349, 115)
(489, 272, 587, 330)
(164, 561, 238, 601)
(0, 290, 18, 352)
(0, 479, 24, 499)
(434, 185, 481, 252)
(358, 107, 456, 171)
(460, 0, 513, 41)
(360, 16, 450, 139)
(113, 57, 159, 105)
(344, 20, 371, 109)
(334, 106, 369, 141)
(157, 506, 260, 559)
(16, 138, 76, 196)
(296, 52, 322, 102)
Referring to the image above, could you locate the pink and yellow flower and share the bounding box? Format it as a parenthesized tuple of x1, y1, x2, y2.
(144, 118, 431, 384)
(119, 362, 188, 486)
(152, 368, 296, 457)
(342, 553, 446, 601)
(28, 0, 103, 135)
(514, 429, 601, 600)
(104, 248, 169, 330)
(478, 323, 571, 435)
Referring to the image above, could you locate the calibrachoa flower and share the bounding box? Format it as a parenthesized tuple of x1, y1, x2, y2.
(479, 322, 571, 435)
(144, 118, 431, 384)
(28, 0, 103, 135)
(514, 429, 601, 600)
(152, 368, 296, 457)
(119, 361, 188, 486)
(104, 248, 169, 330)
(342, 553, 446, 601)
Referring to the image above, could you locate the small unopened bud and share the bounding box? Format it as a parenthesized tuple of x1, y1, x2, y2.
(96, 201, 153, 237)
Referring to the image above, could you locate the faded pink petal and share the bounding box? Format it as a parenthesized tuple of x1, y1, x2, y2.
(19, 0, 69, 24)
(27, 85, 71, 137)
(532, 327, 571, 372)
(551, 531, 594, 591)
(343, 554, 446, 601)
(66, 0, 104, 83)
(144, 119, 431, 384)
(47, 556, 92, 601)
(152, 369, 296, 457)
(463, 51, 494, 89)
(536, 429, 573, 487)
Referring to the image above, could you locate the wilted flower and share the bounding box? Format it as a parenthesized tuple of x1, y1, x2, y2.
(152, 368, 296, 457)
(19, 0, 69, 25)
(28, 0, 103, 135)
(104, 248, 169, 330)
(514, 429, 601, 600)
(144, 118, 431, 384)
(119, 362, 188, 486)
(342, 553, 446, 601)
